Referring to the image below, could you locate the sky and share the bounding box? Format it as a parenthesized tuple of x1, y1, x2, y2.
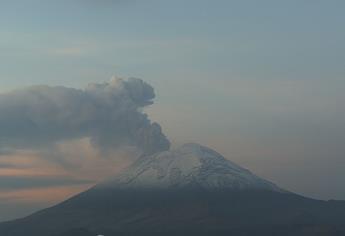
(0, 0, 344, 221)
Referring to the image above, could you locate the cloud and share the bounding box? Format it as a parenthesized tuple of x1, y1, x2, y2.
(0, 77, 170, 156)
(0, 148, 15, 156)
(0, 175, 94, 190)
(0, 163, 22, 169)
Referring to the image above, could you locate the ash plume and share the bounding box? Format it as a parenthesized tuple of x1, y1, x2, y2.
(0, 77, 170, 156)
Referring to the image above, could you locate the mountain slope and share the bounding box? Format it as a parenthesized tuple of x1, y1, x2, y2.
(0, 144, 344, 236)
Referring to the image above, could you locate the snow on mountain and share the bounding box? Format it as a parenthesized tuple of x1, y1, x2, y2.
(102, 143, 284, 192)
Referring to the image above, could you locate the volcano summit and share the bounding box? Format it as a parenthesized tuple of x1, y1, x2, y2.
(102, 143, 283, 192)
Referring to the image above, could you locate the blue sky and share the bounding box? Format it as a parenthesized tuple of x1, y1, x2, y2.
(0, 0, 344, 220)
(1, 0, 344, 89)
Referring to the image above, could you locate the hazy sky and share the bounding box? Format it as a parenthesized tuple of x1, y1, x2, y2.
(0, 0, 344, 221)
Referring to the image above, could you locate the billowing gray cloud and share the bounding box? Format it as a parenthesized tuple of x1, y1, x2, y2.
(0, 77, 170, 155)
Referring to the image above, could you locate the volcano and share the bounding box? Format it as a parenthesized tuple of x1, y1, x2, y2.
(0, 143, 344, 236)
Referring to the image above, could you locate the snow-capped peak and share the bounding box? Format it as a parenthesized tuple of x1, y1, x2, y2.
(103, 143, 284, 192)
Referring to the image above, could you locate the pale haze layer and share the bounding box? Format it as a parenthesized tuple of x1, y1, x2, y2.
(0, 0, 344, 221)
